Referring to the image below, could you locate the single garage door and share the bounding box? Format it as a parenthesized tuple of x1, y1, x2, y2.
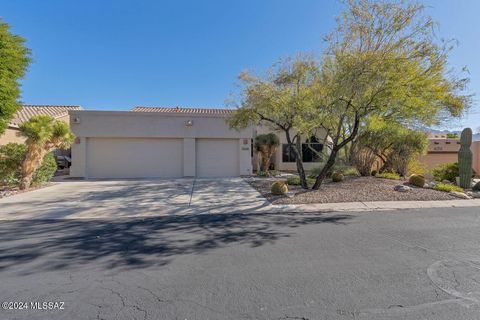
(86, 138, 183, 178)
(196, 138, 239, 177)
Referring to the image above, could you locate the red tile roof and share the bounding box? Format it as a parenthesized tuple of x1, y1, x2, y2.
(9, 105, 82, 127)
(131, 106, 234, 115)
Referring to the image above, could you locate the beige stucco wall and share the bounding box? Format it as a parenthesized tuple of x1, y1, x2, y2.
(417, 153, 459, 171)
(473, 141, 480, 176)
(69, 111, 253, 178)
(0, 127, 25, 146)
(417, 140, 480, 177)
(252, 125, 329, 172)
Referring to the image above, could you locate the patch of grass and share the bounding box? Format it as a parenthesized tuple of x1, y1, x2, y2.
(287, 176, 315, 186)
(432, 183, 464, 193)
(376, 172, 401, 180)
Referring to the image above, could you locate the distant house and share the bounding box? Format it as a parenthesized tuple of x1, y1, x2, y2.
(0, 105, 82, 146)
(418, 132, 480, 175)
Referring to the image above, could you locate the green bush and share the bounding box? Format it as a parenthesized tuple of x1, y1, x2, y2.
(431, 162, 476, 182)
(376, 172, 401, 180)
(271, 181, 288, 195)
(0, 143, 57, 186)
(257, 170, 280, 178)
(473, 181, 480, 191)
(32, 152, 57, 185)
(286, 176, 315, 186)
(331, 172, 344, 182)
(408, 174, 426, 188)
(308, 164, 358, 179)
(433, 183, 464, 193)
(371, 170, 378, 176)
(342, 166, 360, 177)
(0, 143, 26, 185)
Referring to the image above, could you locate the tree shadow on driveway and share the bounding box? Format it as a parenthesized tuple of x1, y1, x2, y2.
(0, 213, 352, 274)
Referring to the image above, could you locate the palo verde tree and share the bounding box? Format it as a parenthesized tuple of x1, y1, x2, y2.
(0, 19, 31, 135)
(19, 115, 74, 190)
(228, 0, 470, 189)
(306, 0, 470, 189)
(226, 57, 320, 189)
(255, 133, 280, 172)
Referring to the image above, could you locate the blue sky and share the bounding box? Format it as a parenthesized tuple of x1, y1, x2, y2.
(1, 0, 478, 130)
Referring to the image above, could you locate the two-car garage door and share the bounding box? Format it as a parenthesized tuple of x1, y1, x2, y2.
(86, 138, 239, 178)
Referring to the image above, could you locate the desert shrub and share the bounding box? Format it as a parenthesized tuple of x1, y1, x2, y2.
(287, 176, 315, 186)
(408, 174, 425, 187)
(257, 170, 280, 178)
(331, 172, 344, 182)
(407, 160, 428, 176)
(431, 163, 458, 182)
(32, 152, 57, 185)
(342, 166, 360, 176)
(371, 170, 377, 176)
(308, 164, 358, 179)
(473, 181, 480, 191)
(0, 143, 57, 186)
(376, 172, 401, 180)
(0, 143, 26, 185)
(271, 181, 288, 195)
(433, 183, 464, 193)
(431, 162, 476, 182)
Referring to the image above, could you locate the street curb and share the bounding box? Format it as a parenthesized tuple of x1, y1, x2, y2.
(267, 199, 480, 213)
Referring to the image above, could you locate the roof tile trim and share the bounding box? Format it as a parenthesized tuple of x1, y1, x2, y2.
(9, 105, 82, 126)
(131, 106, 234, 114)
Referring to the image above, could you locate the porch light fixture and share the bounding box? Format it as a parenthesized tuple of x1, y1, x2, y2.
(185, 120, 193, 127)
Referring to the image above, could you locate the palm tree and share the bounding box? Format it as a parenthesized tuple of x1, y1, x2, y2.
(255, 133, 280, 172)
(19, 115, 74, 189)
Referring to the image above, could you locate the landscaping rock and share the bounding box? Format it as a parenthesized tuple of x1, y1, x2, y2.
(394, 185, 412, 192)
(449, 191, 471, 199)
(465, 191, 480, 199)
(424, 181, 436, 189)
(442, 180, 453, 185)
(0, 190, 18, 198)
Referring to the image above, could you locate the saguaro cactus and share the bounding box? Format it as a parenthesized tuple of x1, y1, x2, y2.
(458, 128, 473, 189)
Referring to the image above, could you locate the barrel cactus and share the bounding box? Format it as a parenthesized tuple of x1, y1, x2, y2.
(408, 174, 425, 188)
(331, 172, 344, 182)
(458, 128, 473, 189)
(271, 181, 288, 195)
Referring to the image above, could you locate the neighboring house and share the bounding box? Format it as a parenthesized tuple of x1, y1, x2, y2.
(69, 106, 329, 179)
(0, 105, 82, 146)
(418, 132, 480, 174)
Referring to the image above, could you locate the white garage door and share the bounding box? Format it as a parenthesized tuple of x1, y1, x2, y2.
(86, 138, 183, 178)
(196, 139, 239, 177)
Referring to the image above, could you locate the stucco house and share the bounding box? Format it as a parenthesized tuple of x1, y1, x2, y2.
(0, 105, 82, 146)
(69, 106, 328, 179)
(418, 132, 480, 174)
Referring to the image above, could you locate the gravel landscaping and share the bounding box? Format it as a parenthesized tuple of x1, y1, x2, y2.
(0, 183, 53, 199)
(247, 176, 460, 204)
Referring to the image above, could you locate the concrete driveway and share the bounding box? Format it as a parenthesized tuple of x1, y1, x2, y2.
(0, 178, 269, 219)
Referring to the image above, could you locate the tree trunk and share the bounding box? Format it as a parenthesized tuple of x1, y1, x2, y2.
(312, 148, 338, 189)
(285, 130, 308, 189)
(19, 146, 46, 190)
(259, 146, 270, 171)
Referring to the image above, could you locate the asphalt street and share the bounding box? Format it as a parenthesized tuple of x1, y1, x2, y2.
(0, 207, 480, 319)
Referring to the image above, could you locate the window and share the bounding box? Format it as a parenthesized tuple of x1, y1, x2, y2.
(282, 137, 324, 163)
(282, 144, 297, 162)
